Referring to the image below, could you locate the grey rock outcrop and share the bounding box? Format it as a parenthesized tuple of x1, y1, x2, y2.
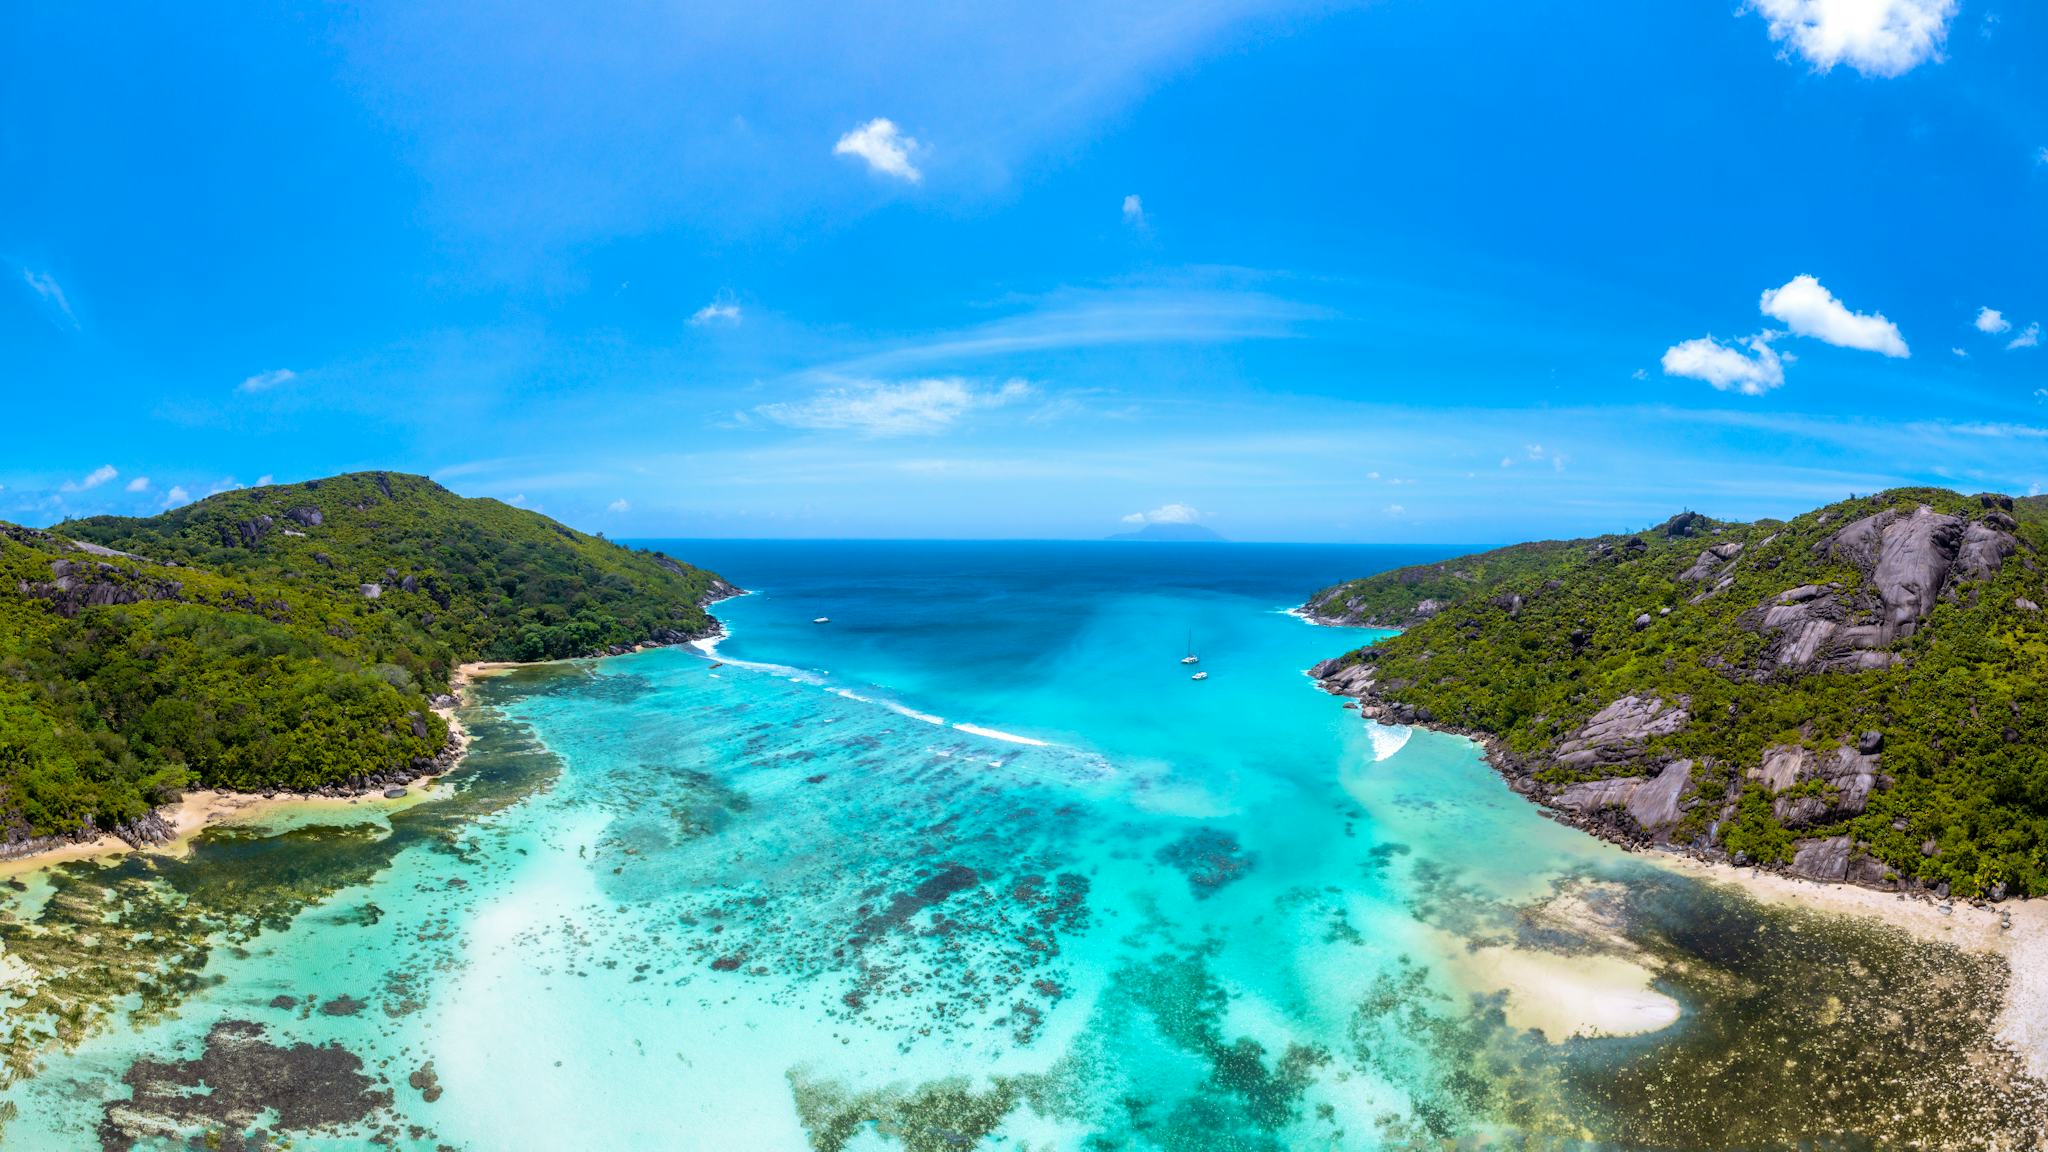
(1789, 836, 1892, 886)
(1310, 658, 1378, 697)
(285, 506, 324, 527)
(1554, 759, 1694, 839)
(1553, 696, 1688, 768)
(18, 559, 184, 618)
(1679, 541, 1744, 583)
(1748, 744, 1883, 827)
(1749, 503, 2018, 672)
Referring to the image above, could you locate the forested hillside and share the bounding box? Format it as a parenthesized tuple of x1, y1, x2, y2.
(1309, 489, 2048, 898)
(1, 473, 732, 848)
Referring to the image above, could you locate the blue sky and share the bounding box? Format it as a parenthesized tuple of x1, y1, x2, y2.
(4, 0, 2045, 542)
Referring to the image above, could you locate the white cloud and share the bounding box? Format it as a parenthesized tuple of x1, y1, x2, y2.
(125, 476, 151, 493)
(758, 377, 1032, 436)
(1500, 456, 1515, 468)
(1952, 347, 1968, 358)
(1121, 502, 1199, 526)
(1122, 194, 1145, 225)
(833, 118, 922, 182)
(1383, 504, 1405, 516)
(1365, 470, 1381, 480)
(163, 485, 190, 508)
(61, 464, 119, 492)
(1748, 0, 1957, 77)
(21, 269, 78, 328)
(1661, 333, 1787, 395)
(690, 302, 742, 326)
(2010, 323, 2042, 351)
(1758, 275, 1908, 357)
(608, 498, 630, 513)
(239, 368, 298, 393)
(509, 494, 526, 506)
(1632, 368, 1649, 381)
(1976, 306, 2012, 334)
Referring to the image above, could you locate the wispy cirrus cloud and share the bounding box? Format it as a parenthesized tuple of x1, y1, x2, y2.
(690, 301, 742, 326)
(21, 268, 78, 328)
(239, 368, 298, 393)
(2008, 323, 2041, 351)
(1747, 0, 1956, 77)
(818, 285, 1321, 377)
(757, 377, 1033, 436)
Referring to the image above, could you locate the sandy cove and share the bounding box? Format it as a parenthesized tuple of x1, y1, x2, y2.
(0, 788, 439, 879)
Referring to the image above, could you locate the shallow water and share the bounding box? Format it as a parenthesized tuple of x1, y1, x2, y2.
(1, 541, 2040, 1150)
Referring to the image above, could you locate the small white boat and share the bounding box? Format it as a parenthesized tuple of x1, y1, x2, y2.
(813, 616, 830, 624)
(1180, 631, 1200, 665)
(1191, 671, 1209, 681)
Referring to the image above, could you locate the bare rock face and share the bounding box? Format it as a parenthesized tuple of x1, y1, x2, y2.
(1310, 658, 1378, 698)
(1861, 506, 1964, 640)
(1628, 758, 1693, 828)
(1748, 744, 1882, 827)
(1789, 836, 1893, 887)
(1751, 503, 2018, 671)
(1957, 521, 2018, 582)
(1553, 696, 1688, 768)
(359, 583, 382, 599)
(1678, 541, 1744, 583)
(1554, 776, 1643, 814)
(1752, 745, 1805, 792)
(1553, 759, 1694, 840)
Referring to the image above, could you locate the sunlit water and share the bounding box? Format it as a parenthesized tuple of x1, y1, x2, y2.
(2, 542, 2039, 1150)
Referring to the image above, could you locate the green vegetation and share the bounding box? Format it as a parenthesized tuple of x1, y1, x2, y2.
(0, 472, 728, 844)
(1310, 489, 2048, 897)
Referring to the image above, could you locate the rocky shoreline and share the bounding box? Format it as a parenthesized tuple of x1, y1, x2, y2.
(1307, 652, 2016, 909)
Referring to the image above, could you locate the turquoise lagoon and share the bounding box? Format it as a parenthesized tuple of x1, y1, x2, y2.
(2, 542, 2039, 1149)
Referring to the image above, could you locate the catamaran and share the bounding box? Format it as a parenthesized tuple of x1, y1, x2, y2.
(1181, 631, 1200, 665)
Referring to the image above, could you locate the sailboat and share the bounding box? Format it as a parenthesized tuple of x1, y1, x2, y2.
(1180, 631, 1200, 665)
